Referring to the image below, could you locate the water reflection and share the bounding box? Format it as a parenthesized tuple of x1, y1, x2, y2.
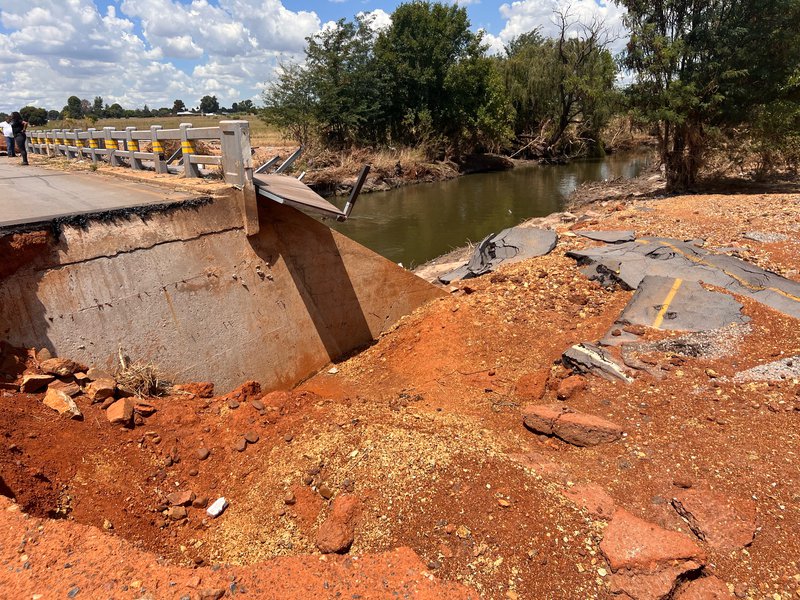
(329, 152, 651, 267)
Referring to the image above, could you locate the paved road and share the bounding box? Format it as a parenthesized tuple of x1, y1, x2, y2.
(0, 157, 197, 228)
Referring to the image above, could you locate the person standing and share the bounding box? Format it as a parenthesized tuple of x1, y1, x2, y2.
(8, 112, 28, 165)
(1, 118, 15, 157)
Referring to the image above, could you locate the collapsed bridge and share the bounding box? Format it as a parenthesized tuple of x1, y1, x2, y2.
(1, 121, 443, 392)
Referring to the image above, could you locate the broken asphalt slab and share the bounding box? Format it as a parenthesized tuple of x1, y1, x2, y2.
(562, 342, 633, 383)
(567, 237, 800, 319)
(601, 276, 750, 345)
(576, 230, 635, 243)
(439, 227, 557, 284)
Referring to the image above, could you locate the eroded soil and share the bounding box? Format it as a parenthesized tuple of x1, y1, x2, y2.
(1, 190, 799, 599)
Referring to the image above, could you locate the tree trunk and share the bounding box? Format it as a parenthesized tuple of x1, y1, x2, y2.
(663, 122, 703, 192)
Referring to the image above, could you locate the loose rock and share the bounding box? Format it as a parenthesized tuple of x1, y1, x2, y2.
(600, 508, 705, 600)
(522, 404, 623, 446)
(556, 375, 587, 400)
(673, 576, 735, 599)
(85, 379, 116, 403)
(106, 398, 134, 427)
(244, 431, 259, 444)
(20, 374, 55, 393)
(316, 494, 359, 554)
(40, 358, 85, 377)
(42, 388, 82, 419)
(167, 491, 195, 507)
(672, 488, 757, 550)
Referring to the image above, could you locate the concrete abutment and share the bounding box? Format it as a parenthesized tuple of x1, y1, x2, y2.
(0, 190, 444, 392)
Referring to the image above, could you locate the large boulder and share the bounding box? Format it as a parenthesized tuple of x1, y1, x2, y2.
(522, 404, 623, 446)
(600, 508, 706, 600)
(672, 488, 757, 551)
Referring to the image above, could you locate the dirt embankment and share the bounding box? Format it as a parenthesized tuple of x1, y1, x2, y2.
(2, 188, 800, 598)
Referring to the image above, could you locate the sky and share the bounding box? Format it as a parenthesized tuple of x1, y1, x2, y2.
(0, 0, 627, 114)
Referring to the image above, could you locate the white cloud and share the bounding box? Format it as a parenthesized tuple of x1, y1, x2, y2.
(0, 0, 321, 113)
(497, 0, 628, 53)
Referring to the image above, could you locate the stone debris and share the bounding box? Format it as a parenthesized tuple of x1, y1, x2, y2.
(48, 380, 82, 397)
(673, 576, 735, 599)
(556, 375, 586, 400)
(207, 497, 228, 518)
(85, 378, 116, 402)
(514, 370, 549, 400)
(742, 231, 788, 243)
(563, 343, 633, 383)
(522, 404, 624, 447)
(39, 358, 85, 377)
(600, 508, 706, 600)
(672, 488, 757, 551)
(173, 382, 215, 398)
(316, 494, 359, 554)
(167, 491, 195, 507)
(20, 374, 54, 393)
(42, 387, 82, 419)
(106, 398, 134, 427)
(733, 355, 800, 382)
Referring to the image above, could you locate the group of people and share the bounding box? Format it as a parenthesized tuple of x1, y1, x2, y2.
(2, 111, 28, 166)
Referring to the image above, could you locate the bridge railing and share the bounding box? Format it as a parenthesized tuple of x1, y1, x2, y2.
(26, 120, 253, 187)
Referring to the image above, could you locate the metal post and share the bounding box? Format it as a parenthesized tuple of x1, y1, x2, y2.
(338, 164, 371, 222)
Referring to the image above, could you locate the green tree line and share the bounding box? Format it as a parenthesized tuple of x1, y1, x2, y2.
(262, 1, 619, 160)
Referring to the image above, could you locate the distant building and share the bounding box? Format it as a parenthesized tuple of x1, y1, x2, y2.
(176, 111, 196, 116)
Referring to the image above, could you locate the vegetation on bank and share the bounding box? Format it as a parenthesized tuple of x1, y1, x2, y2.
(262, 2, 619, 163)
(263, 0, 800, 191)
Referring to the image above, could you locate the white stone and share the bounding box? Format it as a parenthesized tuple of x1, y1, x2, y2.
(206, 497, 228, 518)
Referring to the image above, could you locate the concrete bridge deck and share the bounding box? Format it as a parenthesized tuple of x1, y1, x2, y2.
(0, 158, 197, 228)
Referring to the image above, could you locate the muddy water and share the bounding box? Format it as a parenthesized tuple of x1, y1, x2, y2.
(330, 152, 651, 267)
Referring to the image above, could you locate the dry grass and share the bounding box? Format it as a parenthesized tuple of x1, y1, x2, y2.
(115, 349, 172, 398)
(36, 116, 285, 147)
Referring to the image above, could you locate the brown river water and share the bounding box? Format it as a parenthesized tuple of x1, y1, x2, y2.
(330, 152, 651, 267)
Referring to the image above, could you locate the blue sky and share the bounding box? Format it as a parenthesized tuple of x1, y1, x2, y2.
(0, 0, 626, 114)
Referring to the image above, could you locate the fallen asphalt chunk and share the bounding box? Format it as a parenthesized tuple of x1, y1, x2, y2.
(601, 276, 750, 345)
(562, 342, 633, 383)
(439, 227, 557, 284)
(576, 230, 635, 243)
(567, 237, 800, 319)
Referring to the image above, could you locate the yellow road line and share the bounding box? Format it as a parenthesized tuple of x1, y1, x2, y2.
(652, 278, 683, 329)
(660, 241, 800, 303)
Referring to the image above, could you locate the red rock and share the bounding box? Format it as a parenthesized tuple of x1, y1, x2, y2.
(20, 373, 55, 393)
(167, 490, 195, 506)
(134, 401, 157, 416)
(220, 381, 261, 404)
(673, 576, 735, 599)
(173, 382, 214, 398)
(106, 398, 134, 426)
(562, 484, 616, 519)
(40, 358, 85, 377)
(601, 508, 705, 600)
(86, 367, 113, 381)
(198, 589, 225, 600)
(316, 494, 359, 554)
(672, 489, 756, 551)
(166, 506, 187, 520)
(557, 375, 587, 400)
(86, 378, 116, 402)
(42, 387, 82, 419)
(48, 380, 81, 397)
(522, 404, 623, 446)
(515, 370, 549, 400)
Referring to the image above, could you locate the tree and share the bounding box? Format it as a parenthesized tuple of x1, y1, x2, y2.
(47, 110, 61, 121)
(172, 99, 186, 113)
(235, 99, 255, 113)
(502, 10, 618, 159)
(262, 63, 317, 146)
(20, 106, 48, 126)
(92, 96, 104, 117)
(615, 0, 800, 191)
(105, 103, 124, 119)
(199, 95, 219, 114)
(374, 1, 512, 156)
(63, 95, 84, 119)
